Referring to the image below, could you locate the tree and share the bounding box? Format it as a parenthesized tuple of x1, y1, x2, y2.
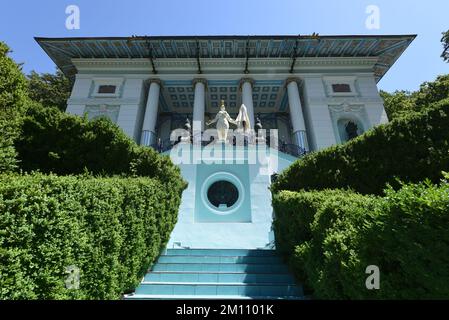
(442, 30, 449, 63)
(0, 41, 28, 172)
(0, 42, 28, 115)
(415, 74, 449, 109)
(381, 74, 449, 121)
(27, 69, 72, 111)
(380, 90, 415, 120)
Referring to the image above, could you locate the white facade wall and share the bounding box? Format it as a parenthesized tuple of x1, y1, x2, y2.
(300, 73, 388, 150)
(356, 75, 389, 125)
(118, 78, 146, 141)
(66, 74, 147, 142)
(66, 74, 92, 116)
(65, 60, 388, 151)
(301, 76, 337, 150)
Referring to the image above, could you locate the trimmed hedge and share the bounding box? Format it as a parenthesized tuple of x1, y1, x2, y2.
(272, 99, 449, 195)
(14, 105, 186, 190)
(0, 173, 182, 300)
(273, 178, 449, 299)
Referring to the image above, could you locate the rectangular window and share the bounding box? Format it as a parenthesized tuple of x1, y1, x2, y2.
(98, 85, 117, 94)
(332, 84, 352, 93)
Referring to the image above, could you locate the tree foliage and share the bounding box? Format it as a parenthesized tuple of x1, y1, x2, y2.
(0, 41, 29, 172)
(0, 42, 28, 114)
(27, 70, 72, 111)
(272, 98, 449, 195)
(381, 74, 449, 121)
(441, 30, 449, 63)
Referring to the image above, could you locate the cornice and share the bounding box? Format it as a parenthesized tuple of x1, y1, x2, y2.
(72, 57, 379, 73)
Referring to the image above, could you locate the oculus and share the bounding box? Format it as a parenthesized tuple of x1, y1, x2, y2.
(207, 180, 239, 209)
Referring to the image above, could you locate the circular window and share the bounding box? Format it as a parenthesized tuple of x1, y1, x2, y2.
(200, 172, 245, 216)
(207, 181, 239, 209)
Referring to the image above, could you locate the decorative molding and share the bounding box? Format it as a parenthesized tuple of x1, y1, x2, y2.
(328, 103, 364, 114)
(72, 57, 379, 74)
(68, 97, 141, 105)
(328, 101, 370, 144)
(309, 96, 384, 105)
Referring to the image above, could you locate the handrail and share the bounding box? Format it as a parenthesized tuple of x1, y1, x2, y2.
(150, 135, 308, 158)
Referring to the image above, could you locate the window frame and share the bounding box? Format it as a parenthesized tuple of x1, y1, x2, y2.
(91, 78, 124, 98)
(323, 76, 358, 97)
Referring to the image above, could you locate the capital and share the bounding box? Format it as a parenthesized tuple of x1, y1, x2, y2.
(239, 77, 255, 91)
(148, 78, 162, 87)
(285, 77, 301, 87)
(192, 78, 208, 89)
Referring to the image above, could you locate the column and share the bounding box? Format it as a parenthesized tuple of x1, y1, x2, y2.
(192, 78, 207, 143)
(141, 79, 161, 146)
(286, 78, 309, 152)
(240, 78, 255, 128)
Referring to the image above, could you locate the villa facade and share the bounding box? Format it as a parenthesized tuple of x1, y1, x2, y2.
(37, 35, 414, 154)
(37, 34, 414, 249)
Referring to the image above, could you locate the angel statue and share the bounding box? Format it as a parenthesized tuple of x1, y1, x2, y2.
(206, 100, 237, 142)
(235, 104, 251, 134)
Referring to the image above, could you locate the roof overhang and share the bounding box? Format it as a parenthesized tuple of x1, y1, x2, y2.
(35, 34, 416, 82)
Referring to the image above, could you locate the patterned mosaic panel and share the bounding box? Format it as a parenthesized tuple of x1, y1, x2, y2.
(252, 83, 282, 109)
(84, 105, 120, 123)
(161, 80, 287, 113)
(208, 80, 240, 109)
(163, 83, 195, 110)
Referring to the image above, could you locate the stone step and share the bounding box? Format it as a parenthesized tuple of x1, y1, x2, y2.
(157, 255, 282, 264)
(165, 249, 278, 257)
(125, 294, 304, 300)
(134, 282, 303, 297)
(126, 249, 304, 300)
(151, 263, 290, 273)
(144, 272, 296, 284)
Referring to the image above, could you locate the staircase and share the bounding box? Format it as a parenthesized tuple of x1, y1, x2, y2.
(124, 249, 304, 300)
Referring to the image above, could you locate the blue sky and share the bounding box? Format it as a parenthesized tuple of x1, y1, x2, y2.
(0, 0, 447, 92)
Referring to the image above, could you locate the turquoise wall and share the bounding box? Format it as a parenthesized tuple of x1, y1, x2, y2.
(166, 145, 295, 249)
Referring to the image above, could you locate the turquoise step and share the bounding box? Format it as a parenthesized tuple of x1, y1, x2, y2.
(126, 249, 304, 300)
(165, 249, 277, 257)
(144, 272, 296, 284)
(157, 255, 282, 264)
(152, 263, 290, 273)
(125, 294, 303, 300)
(135, 283, 303, 297)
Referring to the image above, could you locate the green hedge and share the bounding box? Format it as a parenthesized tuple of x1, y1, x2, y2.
(273, 178, 449, 299)
(272, 99, 449, 195)
(14, 105, 186, 190)
(0, 173, 182, 300)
